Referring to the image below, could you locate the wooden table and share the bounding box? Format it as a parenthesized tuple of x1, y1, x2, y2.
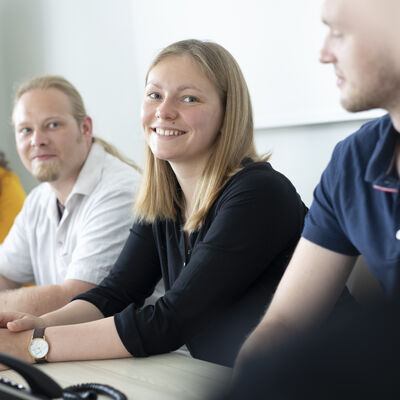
(1, 353, 231, 399)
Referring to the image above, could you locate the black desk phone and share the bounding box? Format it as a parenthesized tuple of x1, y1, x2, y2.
(0, 352, 127, 399)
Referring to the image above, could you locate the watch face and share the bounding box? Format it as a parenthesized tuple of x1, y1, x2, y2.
(29, 338, 49, 359)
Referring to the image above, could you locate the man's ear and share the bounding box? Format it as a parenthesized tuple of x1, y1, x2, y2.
(80, 115, 93, 146)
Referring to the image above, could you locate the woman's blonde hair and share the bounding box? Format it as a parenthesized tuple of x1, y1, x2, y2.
(12, 75, 141, 173)
(134, 39, 265, 231)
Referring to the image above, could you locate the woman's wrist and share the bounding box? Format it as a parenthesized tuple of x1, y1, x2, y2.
(21, 330, 35, 364)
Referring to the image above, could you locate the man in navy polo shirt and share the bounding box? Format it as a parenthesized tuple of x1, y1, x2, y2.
(236, 0, 400, 367)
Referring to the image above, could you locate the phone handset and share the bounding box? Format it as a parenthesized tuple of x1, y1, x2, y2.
(0, 352, 127, 400)
(0, 352, 62, 399)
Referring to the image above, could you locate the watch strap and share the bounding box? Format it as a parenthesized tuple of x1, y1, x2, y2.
(32, 327, 46, 339)
(31, 327, 49, 363)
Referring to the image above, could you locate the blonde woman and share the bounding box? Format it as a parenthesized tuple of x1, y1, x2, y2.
(0, 40, 307, 367)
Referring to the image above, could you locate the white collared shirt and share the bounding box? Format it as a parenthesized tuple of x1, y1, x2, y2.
(0, 143, 140, 286)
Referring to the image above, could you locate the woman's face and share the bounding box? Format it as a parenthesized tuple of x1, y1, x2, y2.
(141, 55, 224, 170)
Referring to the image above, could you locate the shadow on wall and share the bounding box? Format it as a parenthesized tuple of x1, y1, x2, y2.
(1, 0, 47, 193)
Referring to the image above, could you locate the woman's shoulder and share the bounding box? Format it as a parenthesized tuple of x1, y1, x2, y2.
(0, 169, 26, 198)
(225, 160, 298, 195)
(0, 166, 8, 179)
(1, 169, 22, 184)
(211, 160, 306, 217)
(1, 168, 19, 186)
(210, 160, 306, 226)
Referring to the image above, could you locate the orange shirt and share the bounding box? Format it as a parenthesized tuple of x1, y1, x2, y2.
(0, 167, 26, 243)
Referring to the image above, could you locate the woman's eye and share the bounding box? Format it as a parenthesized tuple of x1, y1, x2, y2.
(149, 92, 161, 100)
(183, 96, 198, 103)
(48, 122, 59, 128)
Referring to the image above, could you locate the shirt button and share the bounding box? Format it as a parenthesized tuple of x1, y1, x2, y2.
(396, 230, 400, 240)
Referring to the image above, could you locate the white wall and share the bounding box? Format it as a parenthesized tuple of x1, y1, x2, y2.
(130, 0, 383, 128)
(0, 1, 380, 206)
(254, 119, 370, 206)
(1, 0, 144, 193)
(1, 0, 48, 192)
(0, 0, 12, 170)
(39, 0, 144, 163)
(0, 1, 7, 159)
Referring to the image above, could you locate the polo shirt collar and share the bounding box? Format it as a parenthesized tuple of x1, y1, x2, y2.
(68, 142, 106, 198)
(365, 115, 399, 193)
(46, 142, 106, 223)
(46, 186, 60, 224)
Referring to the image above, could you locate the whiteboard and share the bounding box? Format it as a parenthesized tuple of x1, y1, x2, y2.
(130, 0, 383, 129)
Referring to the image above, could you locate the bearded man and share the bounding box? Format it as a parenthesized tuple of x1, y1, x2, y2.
(0, 75, 141, 315)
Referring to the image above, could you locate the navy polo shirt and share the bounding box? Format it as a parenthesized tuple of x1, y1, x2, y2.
(303, 114, 400, 298)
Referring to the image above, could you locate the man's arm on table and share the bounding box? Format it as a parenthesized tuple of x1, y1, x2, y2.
(0, 276, 95, 315)
(235, 237, 357, 369)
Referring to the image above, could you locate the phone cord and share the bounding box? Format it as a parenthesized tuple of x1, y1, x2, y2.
(62, 383, 127, 400)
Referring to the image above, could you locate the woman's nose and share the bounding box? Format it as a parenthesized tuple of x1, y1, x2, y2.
(156, 99, 178, 120)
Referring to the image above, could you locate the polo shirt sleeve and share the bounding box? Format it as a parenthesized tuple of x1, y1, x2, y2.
(0, 197, 35, 284)
(302, 141, 359, 256)
(76, 165, 307, 357)
(75, 221, 162, 312)
(64, 184, 136, 285)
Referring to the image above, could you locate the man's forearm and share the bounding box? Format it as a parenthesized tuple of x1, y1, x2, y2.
(235, 316, 295, 373)
(0, 275, 21, 291)
(0, 283, 92, 315)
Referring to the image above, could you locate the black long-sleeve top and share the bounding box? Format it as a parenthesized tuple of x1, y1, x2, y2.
(75, 161, 308, 366)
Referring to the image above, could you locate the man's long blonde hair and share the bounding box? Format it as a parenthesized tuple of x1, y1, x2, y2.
(12, 75, 141, 173)
(134, 39, 265, 232)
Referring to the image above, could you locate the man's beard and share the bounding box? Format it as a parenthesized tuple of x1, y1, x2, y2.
(340, 84, 386, 113)
(32, 159, 61, 182)
(341, 64, 400, 113)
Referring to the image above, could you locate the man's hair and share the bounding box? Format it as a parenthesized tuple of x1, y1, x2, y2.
(134, 39, 265, 232)
(12, 75, 141, 173)
(13, 75, 87, 126)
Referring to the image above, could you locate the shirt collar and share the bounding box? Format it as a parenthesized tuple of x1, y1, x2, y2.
(66, 142, 106, 200)
(365, 114, 399, 193)
(45, 142, 106, 223)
